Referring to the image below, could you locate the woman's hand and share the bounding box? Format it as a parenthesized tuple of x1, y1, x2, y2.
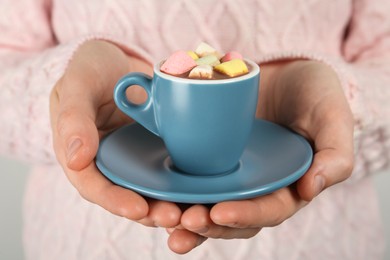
(167, 60, 355, 254)
(50, 40, 182, 228)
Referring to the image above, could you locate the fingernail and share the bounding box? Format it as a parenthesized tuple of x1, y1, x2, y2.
(67, 138, 82, 163)
(314, 175, 325, 197)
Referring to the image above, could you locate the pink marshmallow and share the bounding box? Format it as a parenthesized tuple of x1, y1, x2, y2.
(160, 51, 197, 75)
(221, 51, 243, 63)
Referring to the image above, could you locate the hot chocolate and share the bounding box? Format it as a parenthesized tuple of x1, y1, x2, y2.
(160, 42, 250, 80)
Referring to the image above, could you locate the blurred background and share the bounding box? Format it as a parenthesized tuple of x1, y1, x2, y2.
(0, 156, 389, 260)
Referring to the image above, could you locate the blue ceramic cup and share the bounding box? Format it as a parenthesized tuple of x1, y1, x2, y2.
(114, 59, 260, 176)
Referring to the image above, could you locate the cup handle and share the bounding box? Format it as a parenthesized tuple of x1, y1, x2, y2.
(113, 72, 159, 136)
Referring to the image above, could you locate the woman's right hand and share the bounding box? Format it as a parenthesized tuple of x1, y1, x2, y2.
(50, 40, 182, 228)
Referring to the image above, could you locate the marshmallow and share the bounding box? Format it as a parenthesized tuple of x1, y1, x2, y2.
(195, 42, 223, 58)
(160, 51, 197, 75)
(187, 51, 199, 60)
(221, 51, 243, 62)
(195, 55, 221, 66)
(189, 65, 214, 79)
(214, 59, 249, 77)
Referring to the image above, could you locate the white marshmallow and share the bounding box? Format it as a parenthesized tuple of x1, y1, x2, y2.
(195, 42, 223, 58)
(188, 65, 214, 79)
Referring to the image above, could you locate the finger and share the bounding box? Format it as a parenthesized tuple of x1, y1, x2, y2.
(210, 188, 306, 229)
(167, 229, 207, 254)
(181, 204, 210, 232)
(297, 118, 354, 201)
(50, 78, 100, 171)
(66, 163, 149, 221)
(297, 148, 354, 201)
(137, 199, 182, 228)
(181, 204, 261, 239)
(57, 107, 99, 171)
(51, 87, 151, 223)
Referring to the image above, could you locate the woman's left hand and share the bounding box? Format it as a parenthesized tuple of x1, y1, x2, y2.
(166, 60, 355, 254)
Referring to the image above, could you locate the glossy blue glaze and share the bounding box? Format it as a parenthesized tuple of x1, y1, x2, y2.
(114, 60, 260, 175)
(95, 120, 313, 204)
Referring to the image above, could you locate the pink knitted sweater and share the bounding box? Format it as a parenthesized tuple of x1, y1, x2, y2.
(1, 0, 389, 259)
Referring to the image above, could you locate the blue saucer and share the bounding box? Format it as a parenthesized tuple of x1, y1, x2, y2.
(96, 120, 313, 204)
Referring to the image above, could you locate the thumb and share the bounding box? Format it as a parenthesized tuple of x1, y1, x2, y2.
(296, 149, 353, 201)
(58, 109, 99, 171)
(296, 121, 354, 201)
(51, 81, 100, 171)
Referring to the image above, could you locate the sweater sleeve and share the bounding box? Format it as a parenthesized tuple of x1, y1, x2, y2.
(257, 0, 390, 181)
(341, 0, 390, 180)
(0, 0, 152, 165)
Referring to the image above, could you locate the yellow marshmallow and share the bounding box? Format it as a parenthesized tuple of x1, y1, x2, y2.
(214, 59, 248, 77)
(187, 51, 199, 60)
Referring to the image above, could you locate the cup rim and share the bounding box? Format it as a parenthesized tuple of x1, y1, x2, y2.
(153, 59, 260, 84)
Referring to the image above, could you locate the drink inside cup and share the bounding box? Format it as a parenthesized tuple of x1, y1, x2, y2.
(160, 42, 251, 80)
(161, 61, 253, 80)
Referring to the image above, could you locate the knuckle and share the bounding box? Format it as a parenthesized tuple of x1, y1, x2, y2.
(269, 192, 293, 226)
(339, 156, 354, 179)
(56, 109, 77, 137)
(270, 210, 286, 226)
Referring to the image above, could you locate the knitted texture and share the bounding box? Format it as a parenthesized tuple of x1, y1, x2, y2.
(0, 0, 389, 259)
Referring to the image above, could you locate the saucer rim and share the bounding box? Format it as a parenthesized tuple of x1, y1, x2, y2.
(96, 120, 313, 203)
